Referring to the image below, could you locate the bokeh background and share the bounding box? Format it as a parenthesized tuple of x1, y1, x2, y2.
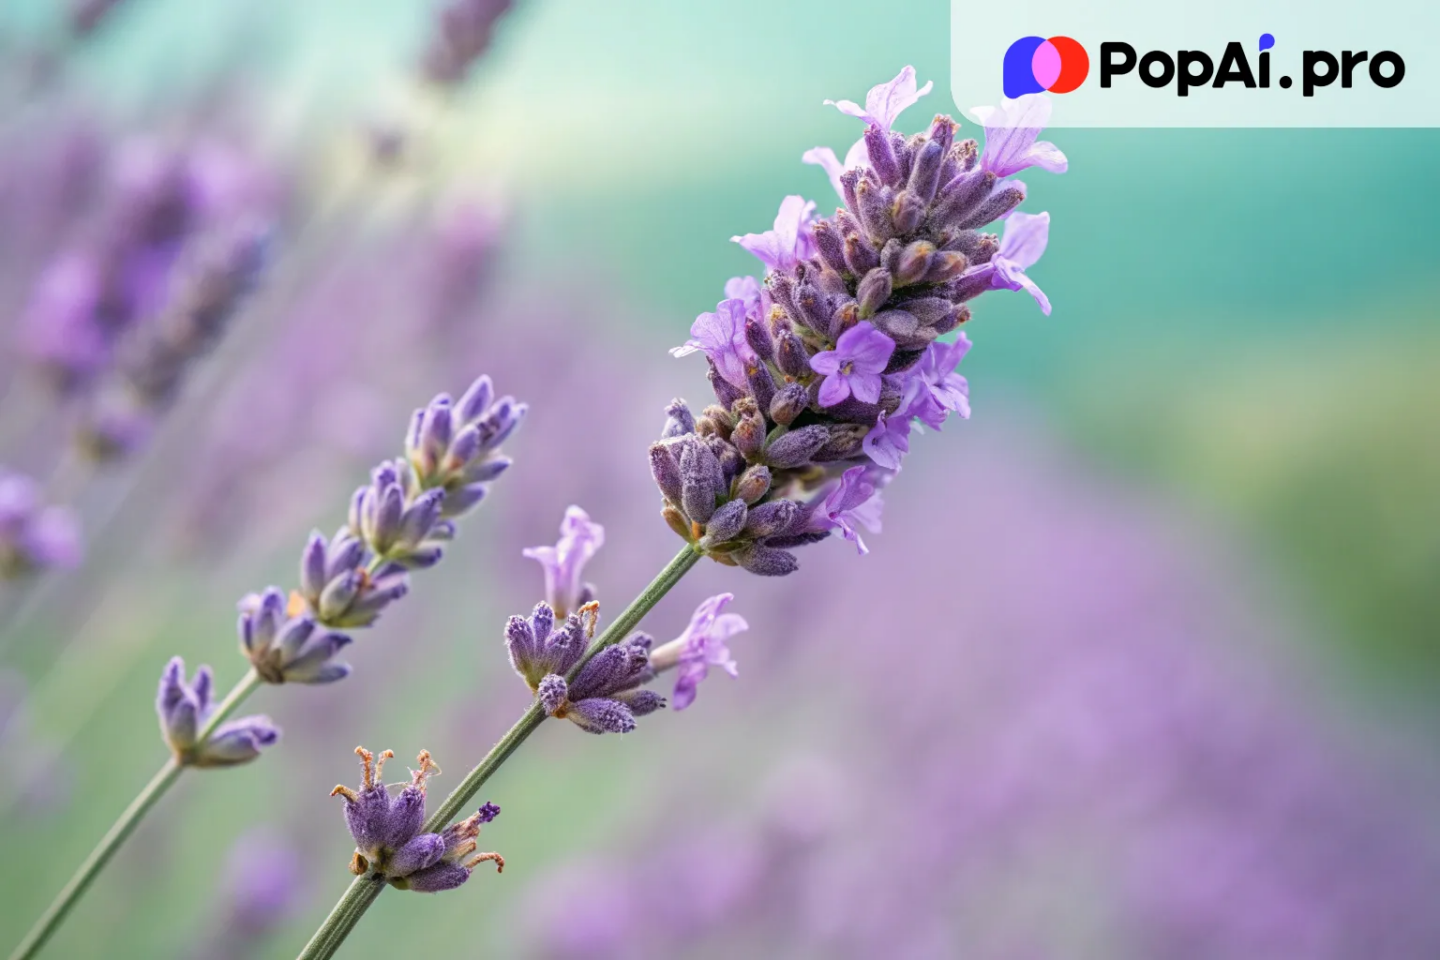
(1, 0, 1439, 957)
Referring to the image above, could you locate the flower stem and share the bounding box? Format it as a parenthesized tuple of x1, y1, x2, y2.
(8, 669, 263, 960)
(294, 545, 702, 960)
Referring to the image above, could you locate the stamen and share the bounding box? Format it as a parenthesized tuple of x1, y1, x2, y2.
(466, 851, 504, 873)
(373, 749, 395, 783)
(578, 601, 600, 639)
(330, 784, 358, 802)
(355, 746, 375, 789)
(411, 749, 440, 786)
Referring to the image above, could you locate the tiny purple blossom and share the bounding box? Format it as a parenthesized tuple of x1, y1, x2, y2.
(662, 594, 747, 711)
(809, 322, 895, 407)
(522, 505, 604, 619)
(968, 94, 1068, 178)
(863, 405, 915, 472)
(816, 466, 885, 555)
(671, 298, 754, 390)
(731, 195, 818, 273)
(962, 212, 1052, 314)
(907, 335, 972, 430)
(824, 65, 934, 132)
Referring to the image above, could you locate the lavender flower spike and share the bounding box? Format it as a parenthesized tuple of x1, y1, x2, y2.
(522, 506, 605, 619)
(731, 195, 818, 273)
(0, 469, 82, 580)
(968, 94, 1069, 177)
(649, 594, 748, 711)
(156, 657, 279, 768)
(330, 746, 502, 891)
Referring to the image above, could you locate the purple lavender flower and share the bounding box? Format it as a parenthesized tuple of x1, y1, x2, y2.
(649, 594, 747, 710)
(905, 335, 972, 430)
(732, 195, 819, 273)
(862, 406, 914, 472)
(420, 0, 514, 86)
(348, 461, 452, 569)
(156, 657, 279, 768)
(297, 529, 410, 629)
(809, 322, 895, 407)
(653, 68, 1064, 573)
(402, 375, 523, 518)
(0, 468, 82, 579)
(671, 298, 754, 391)
(237, 588, 353, 685)
(958, 212, 1052, 314)
(824, 65, 935, 133)
(812, 466, 884, 555)
(968, 95, 1069, 177)
(521, 506, 605, 620)
(330, 747, 502, 890)
(536, 633, 664, 735)
(505, 601, 596, 691)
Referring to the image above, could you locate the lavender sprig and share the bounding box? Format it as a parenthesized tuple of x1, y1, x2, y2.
(11, 375, 523, 960)
(297, 67, 1066, 959)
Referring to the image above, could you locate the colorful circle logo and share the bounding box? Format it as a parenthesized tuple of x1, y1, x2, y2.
(1003, 36, 1090, 99)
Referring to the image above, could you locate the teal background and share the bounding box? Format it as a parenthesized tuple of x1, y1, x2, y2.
(1, 0, 1438, 956)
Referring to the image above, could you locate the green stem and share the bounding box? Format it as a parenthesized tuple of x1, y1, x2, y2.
(8, 669, 263, 960)
(295, 545, 702, 960)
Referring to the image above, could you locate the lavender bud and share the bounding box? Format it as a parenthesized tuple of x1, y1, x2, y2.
(954, 182, 1026, 231)
(811, 220, 849, 274)
(907, 137, 945, 204)
(742, 500, 800, 539)
(768, 383, 809, 427)
(891, 190, 924, 235)
(707, 361, 745, 409)
(930, 170, 995, 229)
(730, 402, 767, 460)
(923, 251, 970, 284)
(854, 178, 894, 241)
(764, 425, 829, 470)
(744, 316, 775, 361)
(734, 465, 772, 504)
(649, 442, 683, 503)
(736, 544, 799, 577)
(679, 441, 723, 523)
(744, 361, 777, 414)
(863, 125, 902, 187)
(661, 398, 696, 438)
(843, 232, 881, 276)
(895, 241, 936, 287)
(775, 330, 812, 379)
(856, 269, 893, 318)
(703, 499, 748, 544)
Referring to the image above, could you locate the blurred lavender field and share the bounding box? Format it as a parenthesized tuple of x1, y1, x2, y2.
(2, 0, 1439, 957)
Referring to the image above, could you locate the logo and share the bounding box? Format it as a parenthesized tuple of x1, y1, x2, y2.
(1003, 36, 1090, 99)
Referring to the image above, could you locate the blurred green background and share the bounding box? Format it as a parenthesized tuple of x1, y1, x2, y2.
(1, 0, 1438, 957)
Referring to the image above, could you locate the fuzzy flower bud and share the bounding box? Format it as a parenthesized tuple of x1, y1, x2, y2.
(331, 747, 502, 891)
(237, 589, 354, 685)
(156, 657, 279, 768)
